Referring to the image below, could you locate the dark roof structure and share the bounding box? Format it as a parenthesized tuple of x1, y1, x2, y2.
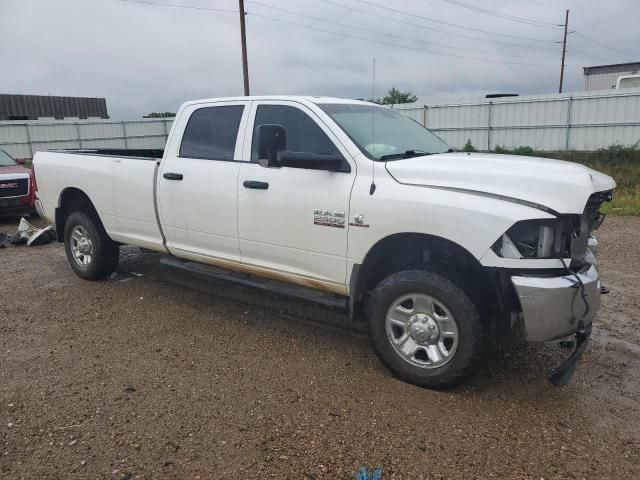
(0, 94, 109, 120)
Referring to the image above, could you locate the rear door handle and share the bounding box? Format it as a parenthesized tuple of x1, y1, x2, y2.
(163, 172, 183, 180)
(243, 180, 269, 190)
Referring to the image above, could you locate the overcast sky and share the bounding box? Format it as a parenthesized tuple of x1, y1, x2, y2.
(1, 0, 638, 118)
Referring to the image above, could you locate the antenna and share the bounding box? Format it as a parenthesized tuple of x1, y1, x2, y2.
(369, 58, 376, 195)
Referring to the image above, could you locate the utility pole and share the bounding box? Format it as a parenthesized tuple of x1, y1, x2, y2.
(238, 0, 250, 96)
(558, 9, 569, 94)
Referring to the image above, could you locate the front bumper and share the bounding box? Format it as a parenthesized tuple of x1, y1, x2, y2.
(511, 264, 601, 342)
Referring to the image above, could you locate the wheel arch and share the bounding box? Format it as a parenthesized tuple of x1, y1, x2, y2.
(55, 187, 104, 242)
(349, 232, 504, 332)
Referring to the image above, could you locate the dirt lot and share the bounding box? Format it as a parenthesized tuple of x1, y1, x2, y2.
(1, 216, 639, 479)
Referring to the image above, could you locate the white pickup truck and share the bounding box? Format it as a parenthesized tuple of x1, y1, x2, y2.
(33, 96, 615, 389)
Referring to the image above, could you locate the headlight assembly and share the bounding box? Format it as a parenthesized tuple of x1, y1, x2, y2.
(492, 219, 573, 260)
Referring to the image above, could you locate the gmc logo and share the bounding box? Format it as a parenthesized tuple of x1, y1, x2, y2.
(0, 182, 19, 189)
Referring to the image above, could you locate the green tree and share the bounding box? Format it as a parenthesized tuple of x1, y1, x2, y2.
(378, 87, 418, 105)
(143, 112, 176, 118)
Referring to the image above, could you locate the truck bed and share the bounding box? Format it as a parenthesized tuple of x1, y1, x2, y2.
(34, 150, 165, 251)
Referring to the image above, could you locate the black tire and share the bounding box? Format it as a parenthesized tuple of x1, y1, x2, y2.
(63, 210, 119, 280)
(364, 269, 484, 390)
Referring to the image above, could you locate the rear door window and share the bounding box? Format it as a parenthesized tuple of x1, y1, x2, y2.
(180, 105, 244, 161)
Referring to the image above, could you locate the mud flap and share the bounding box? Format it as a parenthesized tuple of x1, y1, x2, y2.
(548, 323, 592, 386)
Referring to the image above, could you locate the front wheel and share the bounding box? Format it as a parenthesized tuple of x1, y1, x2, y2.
(64, 211, 119, 280)
(364, 270, 484, 389)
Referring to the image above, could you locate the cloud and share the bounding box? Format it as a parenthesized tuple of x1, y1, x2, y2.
(1, 0, 637, 118)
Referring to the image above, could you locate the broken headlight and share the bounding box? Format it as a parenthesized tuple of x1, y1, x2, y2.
(492, 219, 573, 259)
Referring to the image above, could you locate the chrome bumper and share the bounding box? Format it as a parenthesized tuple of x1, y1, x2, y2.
(511, 264, 601, 342)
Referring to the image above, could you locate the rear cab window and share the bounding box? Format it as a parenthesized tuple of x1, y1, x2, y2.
(180, 105, 245, 161)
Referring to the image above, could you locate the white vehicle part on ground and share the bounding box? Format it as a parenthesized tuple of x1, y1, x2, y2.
(12, 217, 56, 246)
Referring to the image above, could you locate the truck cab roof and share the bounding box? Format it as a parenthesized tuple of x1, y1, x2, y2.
(180, 96, 376, 108)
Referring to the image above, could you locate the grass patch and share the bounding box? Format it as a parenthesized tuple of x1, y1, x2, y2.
(599, 186, 640, 216)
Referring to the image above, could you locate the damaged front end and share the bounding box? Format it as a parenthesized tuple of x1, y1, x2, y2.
(501, 190, 613, 385)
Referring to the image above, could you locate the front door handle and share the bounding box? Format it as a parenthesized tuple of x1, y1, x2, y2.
(163, 172, 183, 180)
(243, 180, 269, 190)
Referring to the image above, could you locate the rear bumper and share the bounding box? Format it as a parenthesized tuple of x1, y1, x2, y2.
(511, 264, 601, 342)
(0, 198, 35, 217)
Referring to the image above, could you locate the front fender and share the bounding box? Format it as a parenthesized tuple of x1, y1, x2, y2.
(347, 174, 554, 271)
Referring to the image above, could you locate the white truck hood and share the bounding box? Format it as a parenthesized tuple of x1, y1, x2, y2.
(385, 152, 616, 213)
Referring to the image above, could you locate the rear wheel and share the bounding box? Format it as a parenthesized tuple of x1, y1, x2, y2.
(64, 211, 119, 280)
(365, 269, 484, 389)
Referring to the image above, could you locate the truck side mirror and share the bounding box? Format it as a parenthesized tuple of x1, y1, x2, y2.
(256, 124, 286, 166)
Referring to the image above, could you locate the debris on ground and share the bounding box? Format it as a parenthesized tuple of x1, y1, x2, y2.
(0, 232, 10, 247)
(11, 217, 56, 246)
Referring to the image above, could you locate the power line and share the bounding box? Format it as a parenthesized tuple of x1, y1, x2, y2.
(567, 47, 609, 64)
(314, 0, 558, 51)
(246, 0, 557, 60)
(247, 11, 560, 67)
(573, 31, 635, 59)
(120, 0, 560, 66)
(347, 0, 560, 42)
(120, 0, 236, 13)
(440, 0, 560, 29)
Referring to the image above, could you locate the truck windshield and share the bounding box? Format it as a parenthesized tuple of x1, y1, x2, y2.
(319, 103, 451, 161)
(0, 149, 17, 166)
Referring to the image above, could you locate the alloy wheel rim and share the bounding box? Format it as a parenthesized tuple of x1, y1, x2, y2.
(70, 226, 93, 267)
(385, 293, 459, 369)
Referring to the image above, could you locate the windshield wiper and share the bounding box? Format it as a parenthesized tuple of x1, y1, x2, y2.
(379, 149, 432, 161)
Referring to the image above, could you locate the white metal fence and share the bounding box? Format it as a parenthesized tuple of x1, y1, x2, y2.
(0, 118, 174, 160)
(397, 88, 640, 151)
(2, 89, 640, 158)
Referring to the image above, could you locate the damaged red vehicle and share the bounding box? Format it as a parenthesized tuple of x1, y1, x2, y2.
(0, 148, 36, 216)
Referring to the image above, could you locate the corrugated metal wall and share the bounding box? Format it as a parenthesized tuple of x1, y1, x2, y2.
(397, 88, 640, 151)
(1, 89, 639, 157)
(585, 72, 623, 91)
(584, 63, 640, 91)
(0, 118, 172, 159)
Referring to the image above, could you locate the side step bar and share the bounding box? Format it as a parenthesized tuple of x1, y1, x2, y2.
(160, 256, 349, 310)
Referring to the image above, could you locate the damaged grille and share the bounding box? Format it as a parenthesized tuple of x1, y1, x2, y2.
(570, 189, 613, 269)
(0, 178, 28, 198)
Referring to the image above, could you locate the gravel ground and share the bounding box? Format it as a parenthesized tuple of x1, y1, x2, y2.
(0, 215, 639, 479)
